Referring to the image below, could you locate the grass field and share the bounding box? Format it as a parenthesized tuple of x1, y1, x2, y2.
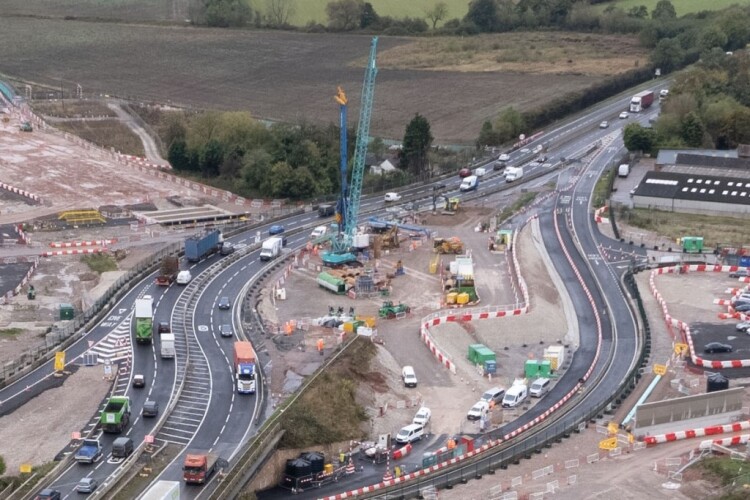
(604, 0, 750, 15)
(54, 119, 145, 156)
(287, 0, 469, 26)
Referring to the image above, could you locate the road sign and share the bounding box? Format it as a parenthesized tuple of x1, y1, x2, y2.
(653, 364, 667, 376)
(104, 364, 112, 377)
(144, 434, 154, 444)
(599, 437, 618, 450)
(20, 464, 32, 474)
(674, 343, 689, 355)
(54, 352, 65, 372)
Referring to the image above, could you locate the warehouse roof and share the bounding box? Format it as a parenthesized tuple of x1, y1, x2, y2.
(656, 149, 737, 166)
(675, 153, 750, 170)
(634, 171, 750, 205)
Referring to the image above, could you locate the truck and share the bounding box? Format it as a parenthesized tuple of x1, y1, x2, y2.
(459, 175, 479, 192)
(141, 480, 180, 500)
(260, 237, 283, 261)
(160, 333, 176, 359)
(74, 438, 102, 464)
(155, 256, 179, 286)
(135, 296, 154, 344)
(183, 452, 219, 484)
(618, 164, 630, 177)
(100, 396, 131, 433)
(505, 166, 524, 182)
(234, 341, 257, 394)
(185, 229, 223, 263)
(630, 90, 655, 113)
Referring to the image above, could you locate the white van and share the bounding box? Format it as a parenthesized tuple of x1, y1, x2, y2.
(529, 378, 551, 398)
(395, 423, 424, 444)
(502, 384, 528, 408)
(402, 366, 418, 388)
(176, 270, 192, 285)
(473, 167, 487, 177)
(310, 225, 328, 239)
(480, 387, 506, 405)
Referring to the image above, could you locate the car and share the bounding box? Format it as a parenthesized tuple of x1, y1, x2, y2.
(535, 155, 548, 164)
(498, 153, 510, 162)
(660, 89, 669, 98)
(599, 121, 609, 129)
(384, 192, 402, 202)
(310, 225, 328, 239)
(704, 342, 733, 354)
(493, 161, 506, 171)
(395, 423, 424, 444)
(736, 321, 750, 332)
(412, 407, 432, 426)
(269, 225, 285, 235)
(458, 168, 472, 178)
(734, 303, 750, 313)
(176, 270, 192, 285)
(619, 111, 629, 119)
(35, 489, 61, 500)
(219, 324, 233, 337)
(467, 400, 490, 421)
(75, 477, 98, 494)
(401, 366, 418, 388)
(218, 296, 231, 310)
(220, 242, 235, 255)
(729, 269, 749, 278)
(132, 374, 145, 388)
(142, 400, 159, 417)
(157, 321, 170, 334)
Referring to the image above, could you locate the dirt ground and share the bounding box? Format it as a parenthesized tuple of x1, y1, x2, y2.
(0, 18, 595, 143)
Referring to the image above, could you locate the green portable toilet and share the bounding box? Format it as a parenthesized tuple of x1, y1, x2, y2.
(538, 360, 552, 378)
(681, 236, 703, 254)
(525, 359, 540, 378)
(468, 344, 484, 363)
(60, 303, 75, 320)
(476, 346, 496, 363)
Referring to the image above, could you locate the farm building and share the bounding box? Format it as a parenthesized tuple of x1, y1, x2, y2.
(632, 170, 750, 216)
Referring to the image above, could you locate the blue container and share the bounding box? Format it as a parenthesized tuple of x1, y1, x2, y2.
(484, 360, 497, 374)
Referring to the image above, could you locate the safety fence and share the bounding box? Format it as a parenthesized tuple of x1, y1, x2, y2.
(0, 255, 38, 306)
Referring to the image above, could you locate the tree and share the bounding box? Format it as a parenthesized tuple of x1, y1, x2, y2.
(465, 0, 497, 32)
(240, 148, 273, 193)
(627, 5, 648, 19)
(699, 26, 728, 53)
(623, 123, 657, 153)
(650, 37, 684, 73)
(680, 112, 705, 147)
(400, 114, 433, 178)
(369, 137, 385, 157)
(425, 2, 448, 30)
(326, 0, 364, 31)
(200, 139, 224, 177)
(194, 0, 252, 27)
(651, 0, 676, 21)
(494, 107, 526, 143)
(266, 0, 296, 27)
(168, 138, 190, 171)
(360, 2, 378, 28)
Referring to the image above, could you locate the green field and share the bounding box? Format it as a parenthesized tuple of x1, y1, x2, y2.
(604, 0, 750, 16)
(287, 0, 470, 26)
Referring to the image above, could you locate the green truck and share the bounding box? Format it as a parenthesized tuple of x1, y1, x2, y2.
(135, 295, 154, 344)
(100, 396, 131, 433)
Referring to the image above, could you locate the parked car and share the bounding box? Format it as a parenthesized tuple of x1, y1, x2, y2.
(734, 303, 750, 313)
(132, 374, 145, 388)
(219, 324, 233, 337)
(218, 296, 231, 310)
(384, 192, 402, 202)
(599, 121, 609, 129)
(729, 268, 750, 278)
(402, 366, 418, 388)
(142, 400, 159, 417)
(76, 477, 98, 494)
(157, 321, 171, 334)
(35, 489, 61, 500)
(458, 168, 472, 178)
(619, 111, 629, 119)
(704, 342, 733, 353)
(467, 400, 489, 421)
(269, 225, 285, 235)
(395, 423, 424, 444)
(736, 321, 750, 332)
(480, 386, 506, 405)
(412, 407, 432, 426)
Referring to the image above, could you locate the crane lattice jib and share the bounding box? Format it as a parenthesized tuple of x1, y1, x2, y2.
(341, 36, 378, 251)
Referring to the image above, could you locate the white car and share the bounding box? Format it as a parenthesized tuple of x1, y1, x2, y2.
(310, 225, 328, 239)
(384, 192, 402, 202)
(413, 407, 432, 426)
(467, 400, 489, 421)
(619, 111, 629, 119)
(599, 121, 609, 129)
(498, 153, 510, 162)
(736, 321, 750, 332)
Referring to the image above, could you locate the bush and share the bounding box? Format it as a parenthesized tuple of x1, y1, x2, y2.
(0, 454, 5, 476)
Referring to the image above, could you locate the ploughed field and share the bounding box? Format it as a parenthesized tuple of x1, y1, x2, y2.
(0, 18, 643, 142)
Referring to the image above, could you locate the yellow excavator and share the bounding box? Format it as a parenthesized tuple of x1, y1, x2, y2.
(433, 237, 464, 254)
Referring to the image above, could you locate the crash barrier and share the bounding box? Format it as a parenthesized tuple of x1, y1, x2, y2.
(644, 420, 750, 446)
(0, 181, 43, 205)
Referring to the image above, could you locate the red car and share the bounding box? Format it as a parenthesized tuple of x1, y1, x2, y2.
(458, 168, 472, 178)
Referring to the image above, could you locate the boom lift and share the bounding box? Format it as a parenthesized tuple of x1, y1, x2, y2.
(323, 37, 379, 266)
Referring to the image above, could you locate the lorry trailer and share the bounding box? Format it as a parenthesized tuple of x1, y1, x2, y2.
(155, 256, 179, 286)
(100, 396, 131, 433)
(183, 452, 219, 484)
(134, 295, 154, 344)
(233, 341, 257, 394)
(185, 229, 223, 263)
(630, 90, 655, 113)
(141, 480, 180, 500)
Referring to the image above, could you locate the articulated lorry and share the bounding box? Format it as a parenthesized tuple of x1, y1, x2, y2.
(160, 333, 176, 359)
(260, 237, 283, 261)
(630, 90, 655, 113)
(134, 295, 154, 344)
(234, 341, 256, 394)
(74, 438, 102, 464)
(155, 256, 179, 286)
(183, 452, 219, 484)
(185, 229, 223, 263)
(141, 480, 180, 500)
(100, 396, 131, 433)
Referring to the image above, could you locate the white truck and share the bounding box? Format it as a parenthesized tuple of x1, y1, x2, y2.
(505, 166, 524, 182)
(140, 480, 180, 500)
(618, 164, 630, 177)
(459, 175, 479, 192)
(160, 333, 176, 359)
(260, 236, 283, 261)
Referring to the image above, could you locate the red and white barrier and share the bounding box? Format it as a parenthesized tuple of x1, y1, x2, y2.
(594, 205, 610, 224)
(392, 443, 412, 460)
(42, 248, 106, 257)
(0, 181, 43, 205)
(49, 239, 116, 248)
(644, 420, 750, 445)
(699, 433, 750, 450)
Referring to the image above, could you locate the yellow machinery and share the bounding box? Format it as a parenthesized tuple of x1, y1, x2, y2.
(433, 237, 464, 254)
(442, 197, 459, 215)
(381, 225, 400, 249)
(59, 209, 106, 225)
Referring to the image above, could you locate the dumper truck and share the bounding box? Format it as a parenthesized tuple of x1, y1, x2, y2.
(155, 256, 179, 286)
(100, 396, 131, 433)
(234, 341, 256, 394)
(183, 452, 219, 484)
(185, 229, 223, 263)
(134, 295, 154, 344)
(259, 237, 283, 261)
(630, 90, 655, 113)
(141, 480, 180, 500)
(75, 438, 102, 464)
(160, 333, 176, 359)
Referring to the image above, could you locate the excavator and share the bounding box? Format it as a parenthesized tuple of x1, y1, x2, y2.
(433, 237, 464, 254)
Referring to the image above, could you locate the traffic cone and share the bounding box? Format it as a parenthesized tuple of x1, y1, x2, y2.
(383, 454, 392, 482)
(346, 455, 355, 474)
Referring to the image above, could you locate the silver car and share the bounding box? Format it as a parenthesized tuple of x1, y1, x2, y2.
(76, 477, 98, 494)
(736, 321, 750, 332)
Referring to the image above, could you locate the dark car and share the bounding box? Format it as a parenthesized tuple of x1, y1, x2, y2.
(734, 303, 750, 312)
(269, 225, 285, 235)
(729, 268, 750, 278)
(458, 168, 472, 178)
(218, 296, 231, 310)
(220, 242, 235, 255)
(704, 342, 733, 354)
(76, 477, 98, 494)
(157, 321, 170, 334)
(132, 374, 146, 388)
(142, 400, 159, 417)
(219, 324, 233, 337)
(35, 489, 61, 500)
